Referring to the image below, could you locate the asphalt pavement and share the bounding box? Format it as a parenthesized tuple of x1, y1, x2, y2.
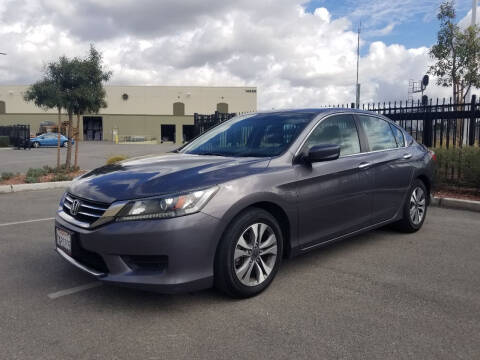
(0, 189, 479, 359)
(0, 142, 177, 174)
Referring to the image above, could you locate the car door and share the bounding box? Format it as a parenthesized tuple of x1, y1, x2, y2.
(356, 115, 414, 224)
(294, 113, 374, 248)
(46, 134, 57, 146)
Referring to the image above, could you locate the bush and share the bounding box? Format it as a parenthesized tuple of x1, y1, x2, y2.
(434, 147, 480, 188)
(1, 172, 15, 180)
(0, 136, 9, 147)
(106, 155, 127, 165)
(53, 173, 72, 181)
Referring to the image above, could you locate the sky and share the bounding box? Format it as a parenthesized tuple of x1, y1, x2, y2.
(0, 0, 478, 110)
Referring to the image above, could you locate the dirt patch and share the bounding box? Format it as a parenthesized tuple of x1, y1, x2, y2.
(0, 169, 86, 185)
(434, 186, 480, 202)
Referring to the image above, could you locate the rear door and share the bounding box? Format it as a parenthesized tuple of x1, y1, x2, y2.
(356, 115, 414, 224)
(295, 113, 374, 248)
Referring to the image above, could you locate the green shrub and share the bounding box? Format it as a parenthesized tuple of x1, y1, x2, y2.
(0, 136, 9, 147)
(106, 155, 127, 165)
(434, 147, 480, 188)
(25, 176, 38, 183)
(1, 172, 15, 180)
(53, 173, 72, 181)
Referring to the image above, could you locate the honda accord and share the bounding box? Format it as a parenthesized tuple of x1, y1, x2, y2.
(55, 109, 434, 298)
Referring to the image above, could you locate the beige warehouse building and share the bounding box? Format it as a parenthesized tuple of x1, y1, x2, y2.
(0, 85, 257, 143)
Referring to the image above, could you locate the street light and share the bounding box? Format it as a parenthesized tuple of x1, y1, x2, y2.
(0, 53, 6, 55)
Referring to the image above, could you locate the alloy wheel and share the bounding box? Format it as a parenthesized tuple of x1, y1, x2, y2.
(409, 187, 426, 225)
(234, 222, 278, 287)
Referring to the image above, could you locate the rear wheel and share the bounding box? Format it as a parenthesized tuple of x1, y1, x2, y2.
(215, 208, 283, 298)
(393, 179, 428, 233)
(32, 141, 40, 148)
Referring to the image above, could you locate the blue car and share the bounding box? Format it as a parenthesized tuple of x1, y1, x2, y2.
(30, 133, 74, 148)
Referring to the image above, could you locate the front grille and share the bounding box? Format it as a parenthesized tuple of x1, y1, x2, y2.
(63, 193, 109, 224)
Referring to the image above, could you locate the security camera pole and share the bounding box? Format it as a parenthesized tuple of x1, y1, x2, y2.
(464, 0, 477, 144)
(355, 22, 361, 109)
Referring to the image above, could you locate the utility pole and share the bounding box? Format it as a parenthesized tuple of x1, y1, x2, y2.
(355, 22, 361, 109)
(464, 0, 477, 144)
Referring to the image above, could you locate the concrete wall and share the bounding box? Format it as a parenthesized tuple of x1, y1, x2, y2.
(0, 113, 194, 143)
(0, 85, 257, 115)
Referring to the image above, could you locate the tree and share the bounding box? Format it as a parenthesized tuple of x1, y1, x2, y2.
(429, 1, 480, 103)
(26, 46, 111, 170)
(24, 78, 64, 168)
(71, 46, 111, 168)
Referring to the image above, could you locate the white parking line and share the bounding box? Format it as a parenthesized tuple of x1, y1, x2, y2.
(0, 217, 55, 227)
(48, 282, 102, 299)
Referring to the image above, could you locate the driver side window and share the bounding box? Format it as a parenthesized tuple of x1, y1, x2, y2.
(303, 114, 361, 156)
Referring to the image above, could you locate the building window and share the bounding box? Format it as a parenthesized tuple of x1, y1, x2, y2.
(217, 102, 228, 114)
(173, 102, 185, 116)
(0, 101, 5, 114)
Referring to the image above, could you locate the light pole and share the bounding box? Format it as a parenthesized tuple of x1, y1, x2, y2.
(355, 22, 361, 109)
(0, 53, 6, 55)
(464, 0, 477, 144)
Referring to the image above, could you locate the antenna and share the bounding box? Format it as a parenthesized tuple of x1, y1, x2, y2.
(355, 22, 361, 109)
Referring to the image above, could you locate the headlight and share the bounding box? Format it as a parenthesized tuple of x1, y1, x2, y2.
(115, 186, 218, 221)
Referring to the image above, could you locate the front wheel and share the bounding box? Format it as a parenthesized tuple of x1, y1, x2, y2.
(215, 208, 283, 298)
(62, 141, 68, 147)
(32, 141, 40, 148)
(392, 179, 428, 233)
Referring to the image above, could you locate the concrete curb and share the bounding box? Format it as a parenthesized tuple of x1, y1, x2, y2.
(431, 196, 480, 213)
(0, 181, 71, 194)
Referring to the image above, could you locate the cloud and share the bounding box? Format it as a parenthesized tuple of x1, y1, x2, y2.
(0, 0, 456, 110)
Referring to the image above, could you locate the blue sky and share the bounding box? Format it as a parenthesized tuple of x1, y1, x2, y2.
(304, 0, 474, 52)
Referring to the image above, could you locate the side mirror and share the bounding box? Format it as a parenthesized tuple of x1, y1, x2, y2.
(308, 144, 340, 162)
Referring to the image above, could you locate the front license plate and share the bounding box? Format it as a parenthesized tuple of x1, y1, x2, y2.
(56, 227, 72, 256)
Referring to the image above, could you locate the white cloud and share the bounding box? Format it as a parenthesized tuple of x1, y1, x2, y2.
(0, 0, 456, 109)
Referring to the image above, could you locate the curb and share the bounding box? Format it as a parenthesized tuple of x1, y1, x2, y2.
(431, 196, 480, 213)
(0, 181, 71, 194)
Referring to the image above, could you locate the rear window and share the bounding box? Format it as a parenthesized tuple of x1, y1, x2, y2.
(358, 115, 398, 151)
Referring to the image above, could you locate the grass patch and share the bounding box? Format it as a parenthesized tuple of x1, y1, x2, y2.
(1, 172, 15, 181)
(434, 147, 480, 189)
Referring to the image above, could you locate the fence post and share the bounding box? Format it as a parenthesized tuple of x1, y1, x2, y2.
(423, 99, 433, 147)
(469, 95, 476, 146)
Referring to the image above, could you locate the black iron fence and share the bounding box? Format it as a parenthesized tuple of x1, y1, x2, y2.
(0, 124, 31, 149)
(194, 97, 480, 149)
(326, 96, 480, 148)
(193, 111, 237, 136)
(361, 96, 480, 148)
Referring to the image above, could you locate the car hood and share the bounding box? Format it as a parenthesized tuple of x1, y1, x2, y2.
(68, 153, 270, 203)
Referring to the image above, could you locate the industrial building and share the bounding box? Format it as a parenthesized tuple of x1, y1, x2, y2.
(0, 85, 257, 143)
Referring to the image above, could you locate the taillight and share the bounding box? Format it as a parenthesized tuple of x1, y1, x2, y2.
(429, 150, 436, 162)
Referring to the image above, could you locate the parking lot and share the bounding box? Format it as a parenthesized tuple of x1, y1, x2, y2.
(0, 189, 479, 359)
(0, 142, 177, 174)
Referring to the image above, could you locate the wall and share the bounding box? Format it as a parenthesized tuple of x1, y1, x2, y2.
(0, 85, 257, 115)
(0, 113, 194, 143)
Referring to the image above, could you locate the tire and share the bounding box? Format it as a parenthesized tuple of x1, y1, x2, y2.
(392, 179, 428, 233)
(62, 141, 68, 147)
(214, 208, 283, 298)
(32, 141, 40, 148)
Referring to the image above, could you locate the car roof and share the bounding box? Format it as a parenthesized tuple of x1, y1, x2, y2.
(251, 108, 384, 117)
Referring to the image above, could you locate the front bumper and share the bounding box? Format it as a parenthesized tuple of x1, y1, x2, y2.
(55, 210, 222, 293)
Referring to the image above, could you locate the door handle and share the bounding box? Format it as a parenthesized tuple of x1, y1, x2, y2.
(403, 153, 412, 159)
(358, 162, 371, 169)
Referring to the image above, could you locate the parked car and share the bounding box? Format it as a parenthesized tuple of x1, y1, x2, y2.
(30, 133, 73, 148)
(55, 109, 435, 298)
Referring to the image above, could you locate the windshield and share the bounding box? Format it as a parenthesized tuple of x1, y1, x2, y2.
(180, 112, 317, 157)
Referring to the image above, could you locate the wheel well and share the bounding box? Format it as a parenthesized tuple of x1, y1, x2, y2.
(247, 202, 291, 258)
(416, 175, 431, 203)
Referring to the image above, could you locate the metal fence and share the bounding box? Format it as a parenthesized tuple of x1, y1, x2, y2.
(194, 98, 480, 149)
(193, 111, 237, 136)
(0, 124, 31, 149)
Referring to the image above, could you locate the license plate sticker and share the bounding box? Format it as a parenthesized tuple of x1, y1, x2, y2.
(56, 228, 72, 255)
